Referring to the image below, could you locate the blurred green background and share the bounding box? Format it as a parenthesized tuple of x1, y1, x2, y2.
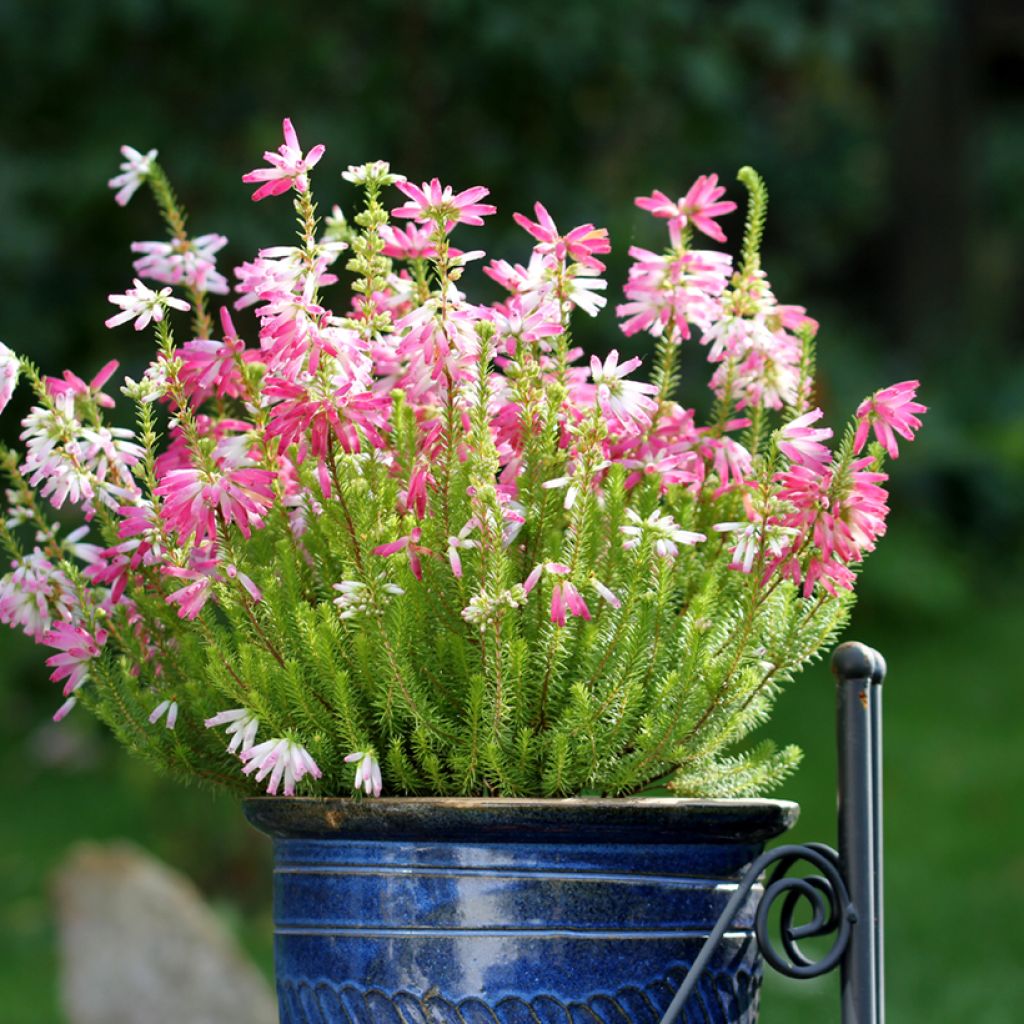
(1, 1, 1022, 1021)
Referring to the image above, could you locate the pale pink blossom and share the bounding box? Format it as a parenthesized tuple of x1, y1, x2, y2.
(108, 145, 157, 206)
(345, 750, 383, 797)
(205, 707, 260, 756)
(241, 737, 322, 795)
(0, 550, 77, 640)
(242, 118, 325, 201)
(778, 408, 833, 468)
(43, 621, 108, 697)
(393, 178, 496, 232)
(589, 351, 659, 430)
(149, 699, 179, 730)
(106, 279, 190, 331)
(0, 342, 20, 414)
(853, 380, 926, 459)
(132, 234, 229, 294)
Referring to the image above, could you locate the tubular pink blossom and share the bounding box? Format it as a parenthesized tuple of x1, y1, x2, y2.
(242, 118, 325, 201)
(0, 342, 19, 415)
(393, 178, 496, 231)
(42, 622, 108, 697)
(853, 380, 927, 459)
(778, 408, 833, 468)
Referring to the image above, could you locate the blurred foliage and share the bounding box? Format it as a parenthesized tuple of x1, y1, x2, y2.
(1, 0, 1022, 1021)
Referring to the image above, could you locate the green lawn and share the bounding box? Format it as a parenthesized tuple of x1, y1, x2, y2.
(2, 566, 1019, 1022)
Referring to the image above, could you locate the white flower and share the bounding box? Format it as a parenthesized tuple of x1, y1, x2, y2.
(713, 520, 800, 574)
(108, 145, 157, 206)
(204, 707, 260, 756)
(342, 161, 406, 187)
(105, 279, 190, 331)
(241, 738, 322, 796)
(591, 578, 621, 609)
(590, 351, 659, 429)
(0, 342, 19, 415)
(564, 266, 608, 317)
(620, 508, 706, 558)
(344, 751, 383, 797)
(149, 699, 179, 730)
(461, 584, 528, 632)
(333, 575, 404, 620)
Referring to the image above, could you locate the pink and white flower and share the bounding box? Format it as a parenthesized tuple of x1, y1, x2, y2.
(513, 202, 611, 271)
(43, 621, 108, 697)
(241, 737, 322, 796)
(108, 145, 157, 206)
(0, 342, 19, 414)
(635, 174, 737, 245)
(393, 178, 496, 232)
(205, 707, 261, 756)
(589, 351, 659, 431)
(106, 279, 190, 331)
(621, 508, 706, 557)
(345, 750, 383, 797)
(778, 408, 833, 468)
(242, 118, 325, 201)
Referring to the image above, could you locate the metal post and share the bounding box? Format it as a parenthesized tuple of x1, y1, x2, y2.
(833, 641, 886, 1024)
(658, 641, 887, 1024)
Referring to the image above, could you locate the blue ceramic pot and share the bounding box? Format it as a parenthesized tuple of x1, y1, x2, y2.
(244, 797, 797, 1024)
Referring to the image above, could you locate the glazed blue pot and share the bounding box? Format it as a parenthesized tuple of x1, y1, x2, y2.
(244, 797, 797, 1024)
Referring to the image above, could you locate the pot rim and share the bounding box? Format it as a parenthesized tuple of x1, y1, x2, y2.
(243, 796, 799, 844)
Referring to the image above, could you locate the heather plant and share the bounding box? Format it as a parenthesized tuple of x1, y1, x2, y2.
(0, 120, 925, 799)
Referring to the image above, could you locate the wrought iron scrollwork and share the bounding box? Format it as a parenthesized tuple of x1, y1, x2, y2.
(658, 842, 853, 1024)
(752, 842, 853, 978)
(660, 641, 887, 1024)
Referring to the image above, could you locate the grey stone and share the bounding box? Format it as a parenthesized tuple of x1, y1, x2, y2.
(54, 841, 278, 1024)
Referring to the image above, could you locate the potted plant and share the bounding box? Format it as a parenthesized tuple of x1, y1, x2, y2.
(0, 119, 925, 1023)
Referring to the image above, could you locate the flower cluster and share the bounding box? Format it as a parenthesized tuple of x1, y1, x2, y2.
(0, 119, 925, 802)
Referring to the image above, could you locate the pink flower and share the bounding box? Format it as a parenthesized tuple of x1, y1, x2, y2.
(108, 145, 157, 206)
(264, 372, 389, 473)
(380, 223, 463, 261)
(132, 234, 229, 295)
(345, 750, 383, 797)
(853, 380, 926, 459)
(635, 174, 737, 245)
(374, 527, 433, 581)
(106, 279, 190, 331)
(241, 737, 322, 796)
(164, 554, 219, 620)
(778, 409, 833, 468)
(550, 578, 590, 627)
(393, 178, 496, 232)
(155, 441, 276, 544)
(512, 202, 611, 271)
(43, 621, 108, 697)
(242, 118, 325, 201)
(0, 550, 77, 640)
(45, 360, 120, 410)
(589, 351, 659, 431)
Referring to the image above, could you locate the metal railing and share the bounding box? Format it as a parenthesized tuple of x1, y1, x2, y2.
(660, 641, 888, 1024)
